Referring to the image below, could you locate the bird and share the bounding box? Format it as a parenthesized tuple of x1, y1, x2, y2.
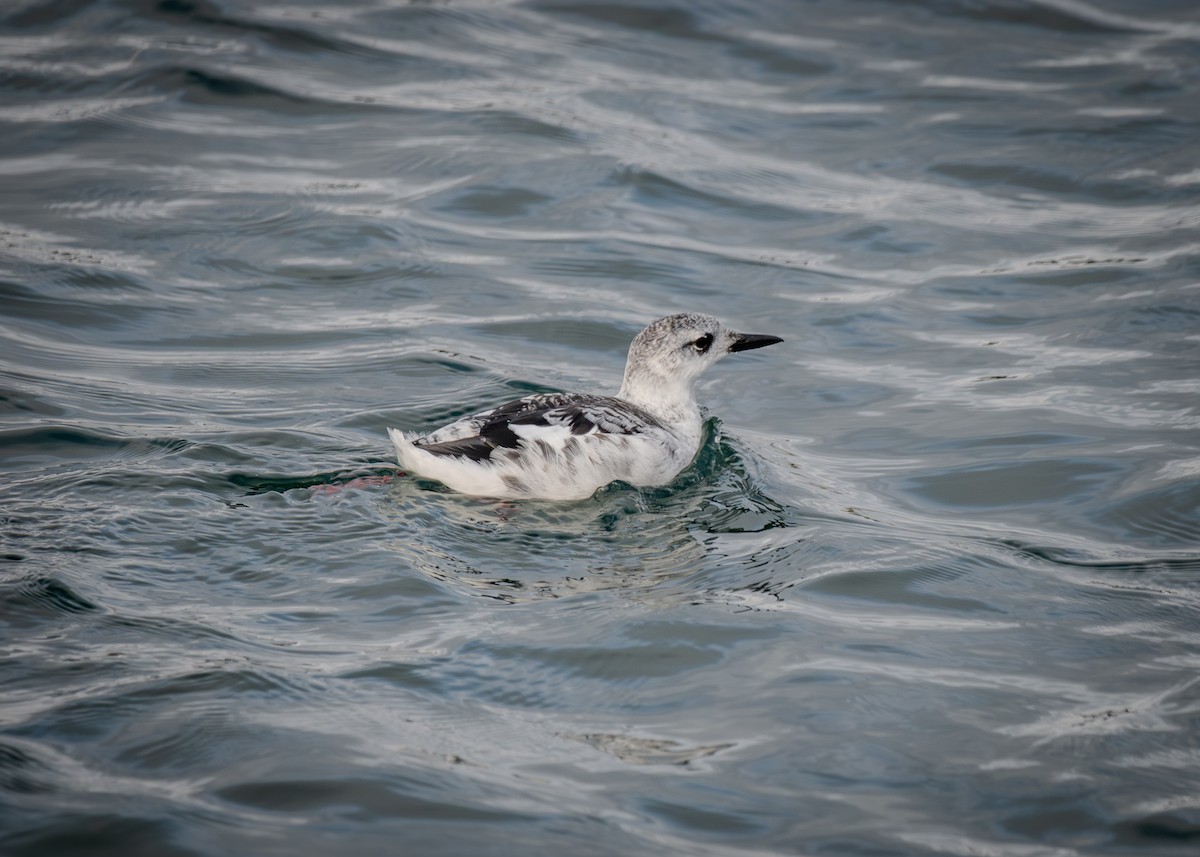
(387, 313, 783, 500)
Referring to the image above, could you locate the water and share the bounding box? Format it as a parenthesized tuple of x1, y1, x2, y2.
(2, 0, 1199, 853)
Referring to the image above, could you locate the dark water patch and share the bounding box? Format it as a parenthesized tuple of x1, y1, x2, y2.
(0, 657, 130, 717)
(326, 571, 458, 611)
(341, 661, 443, 692)
(437, 185, 553, 220)
(720, 540, 812, 603)
(0, 384, 69, 419)
(574, 732, 734, 767)
(1013, 115, 1200, 153)
(530, 251, 700, 286)
(217, 775, 538, 822)
(0, 740, 54, 796)
(0, 426, 189, 468)
(369, 1, 540, 56)
(13, 667, 302, 746)
(997, 793, 1124, 847)
(686, 468, 791, 534)
(502, 377, 578, 398)
(122, 325, 410, 356)
(178, 66, 319, 111)
(378, 481, 720, 605)
(131, 667, 303, 703)
(639, 796, 762, 834)
(800, 379, 895, 410)
(893, 0, 1139, 35)
(1, 266, 149, 300)
(1109, 301, 1200, 338)
(466, 109, 581, 144)
(1015, 261, 1161, 289)
(802, 566, 1004, 615)
(1091, 478, 1200, 549)
(421, 629, 737, 710)
(227, 466, 397, 496)
(483, 636, 725, 685)
(382, 518, 632, 602)
(151, 0, 404, 62)
(97, 614, 242, 648)
(0, 576, 97, 629)
(910, 431, 1097, 454)
(728, 39, 833, 79)
(836, 223, 932, 257)
(900, 458, 1125, 509)
(121, 66, 381, 117)
(3, 0, 98, 30)
(110, 706, 291, 774)
(250, 260, 416, 290)
(929, 160, 1089, 195)
(691, 492, 788, 535)
(1000, 539, 1200, 576)
(1, 814, 202, 857)
(536, 3, 721, 44)
(470, 319, 633, 362)
(0, 280, 149, 331)
(1, 424, 128, 460)
(613, 166, 808, 222)
(472, 317, 626, 352)
(412, 355, 484, 376)
(1112, 811, 1200, 847)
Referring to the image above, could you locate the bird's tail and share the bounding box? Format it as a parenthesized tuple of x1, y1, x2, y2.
(387, 427, 420, 470)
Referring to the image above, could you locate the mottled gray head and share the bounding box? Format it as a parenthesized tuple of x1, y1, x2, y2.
(618, 313, 782, 412)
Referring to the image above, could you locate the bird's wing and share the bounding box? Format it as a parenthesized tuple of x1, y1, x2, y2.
(414, 393, 659, 462)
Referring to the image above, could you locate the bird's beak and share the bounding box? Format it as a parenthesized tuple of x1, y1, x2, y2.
(729, 332, 784, 352)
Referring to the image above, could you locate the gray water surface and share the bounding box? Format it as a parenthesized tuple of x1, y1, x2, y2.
(2, 1, 1200, 854)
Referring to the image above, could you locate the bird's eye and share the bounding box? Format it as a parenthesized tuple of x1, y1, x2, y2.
(691, 333, 714, 354)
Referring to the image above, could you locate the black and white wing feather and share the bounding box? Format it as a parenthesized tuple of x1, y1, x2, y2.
(414, 393, 660, 462)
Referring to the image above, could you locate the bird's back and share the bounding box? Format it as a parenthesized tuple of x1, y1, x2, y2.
(390, 391, 695, 500)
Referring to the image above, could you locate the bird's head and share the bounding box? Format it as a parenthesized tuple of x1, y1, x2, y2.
(618, 313, 783, 415)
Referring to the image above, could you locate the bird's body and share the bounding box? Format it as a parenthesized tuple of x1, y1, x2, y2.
(388, 313, 782, 500)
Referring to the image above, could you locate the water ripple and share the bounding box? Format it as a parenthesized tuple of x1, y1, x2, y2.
(3, 0, 1200, 853)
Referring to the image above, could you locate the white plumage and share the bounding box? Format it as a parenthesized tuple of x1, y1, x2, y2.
(388, 313, 782, 500)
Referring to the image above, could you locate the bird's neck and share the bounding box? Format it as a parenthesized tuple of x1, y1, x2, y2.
(617, 370, 701, 431)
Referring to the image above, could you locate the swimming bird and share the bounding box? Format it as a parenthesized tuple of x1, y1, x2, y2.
(387, 313, 782, 500)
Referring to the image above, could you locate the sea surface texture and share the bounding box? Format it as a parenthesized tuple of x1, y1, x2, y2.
(2, 1, 1199, 854)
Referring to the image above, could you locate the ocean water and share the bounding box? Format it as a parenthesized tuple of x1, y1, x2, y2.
(2, 0, 1199, 854)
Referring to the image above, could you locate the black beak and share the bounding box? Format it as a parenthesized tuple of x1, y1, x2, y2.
(729, 332, 783, 353)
